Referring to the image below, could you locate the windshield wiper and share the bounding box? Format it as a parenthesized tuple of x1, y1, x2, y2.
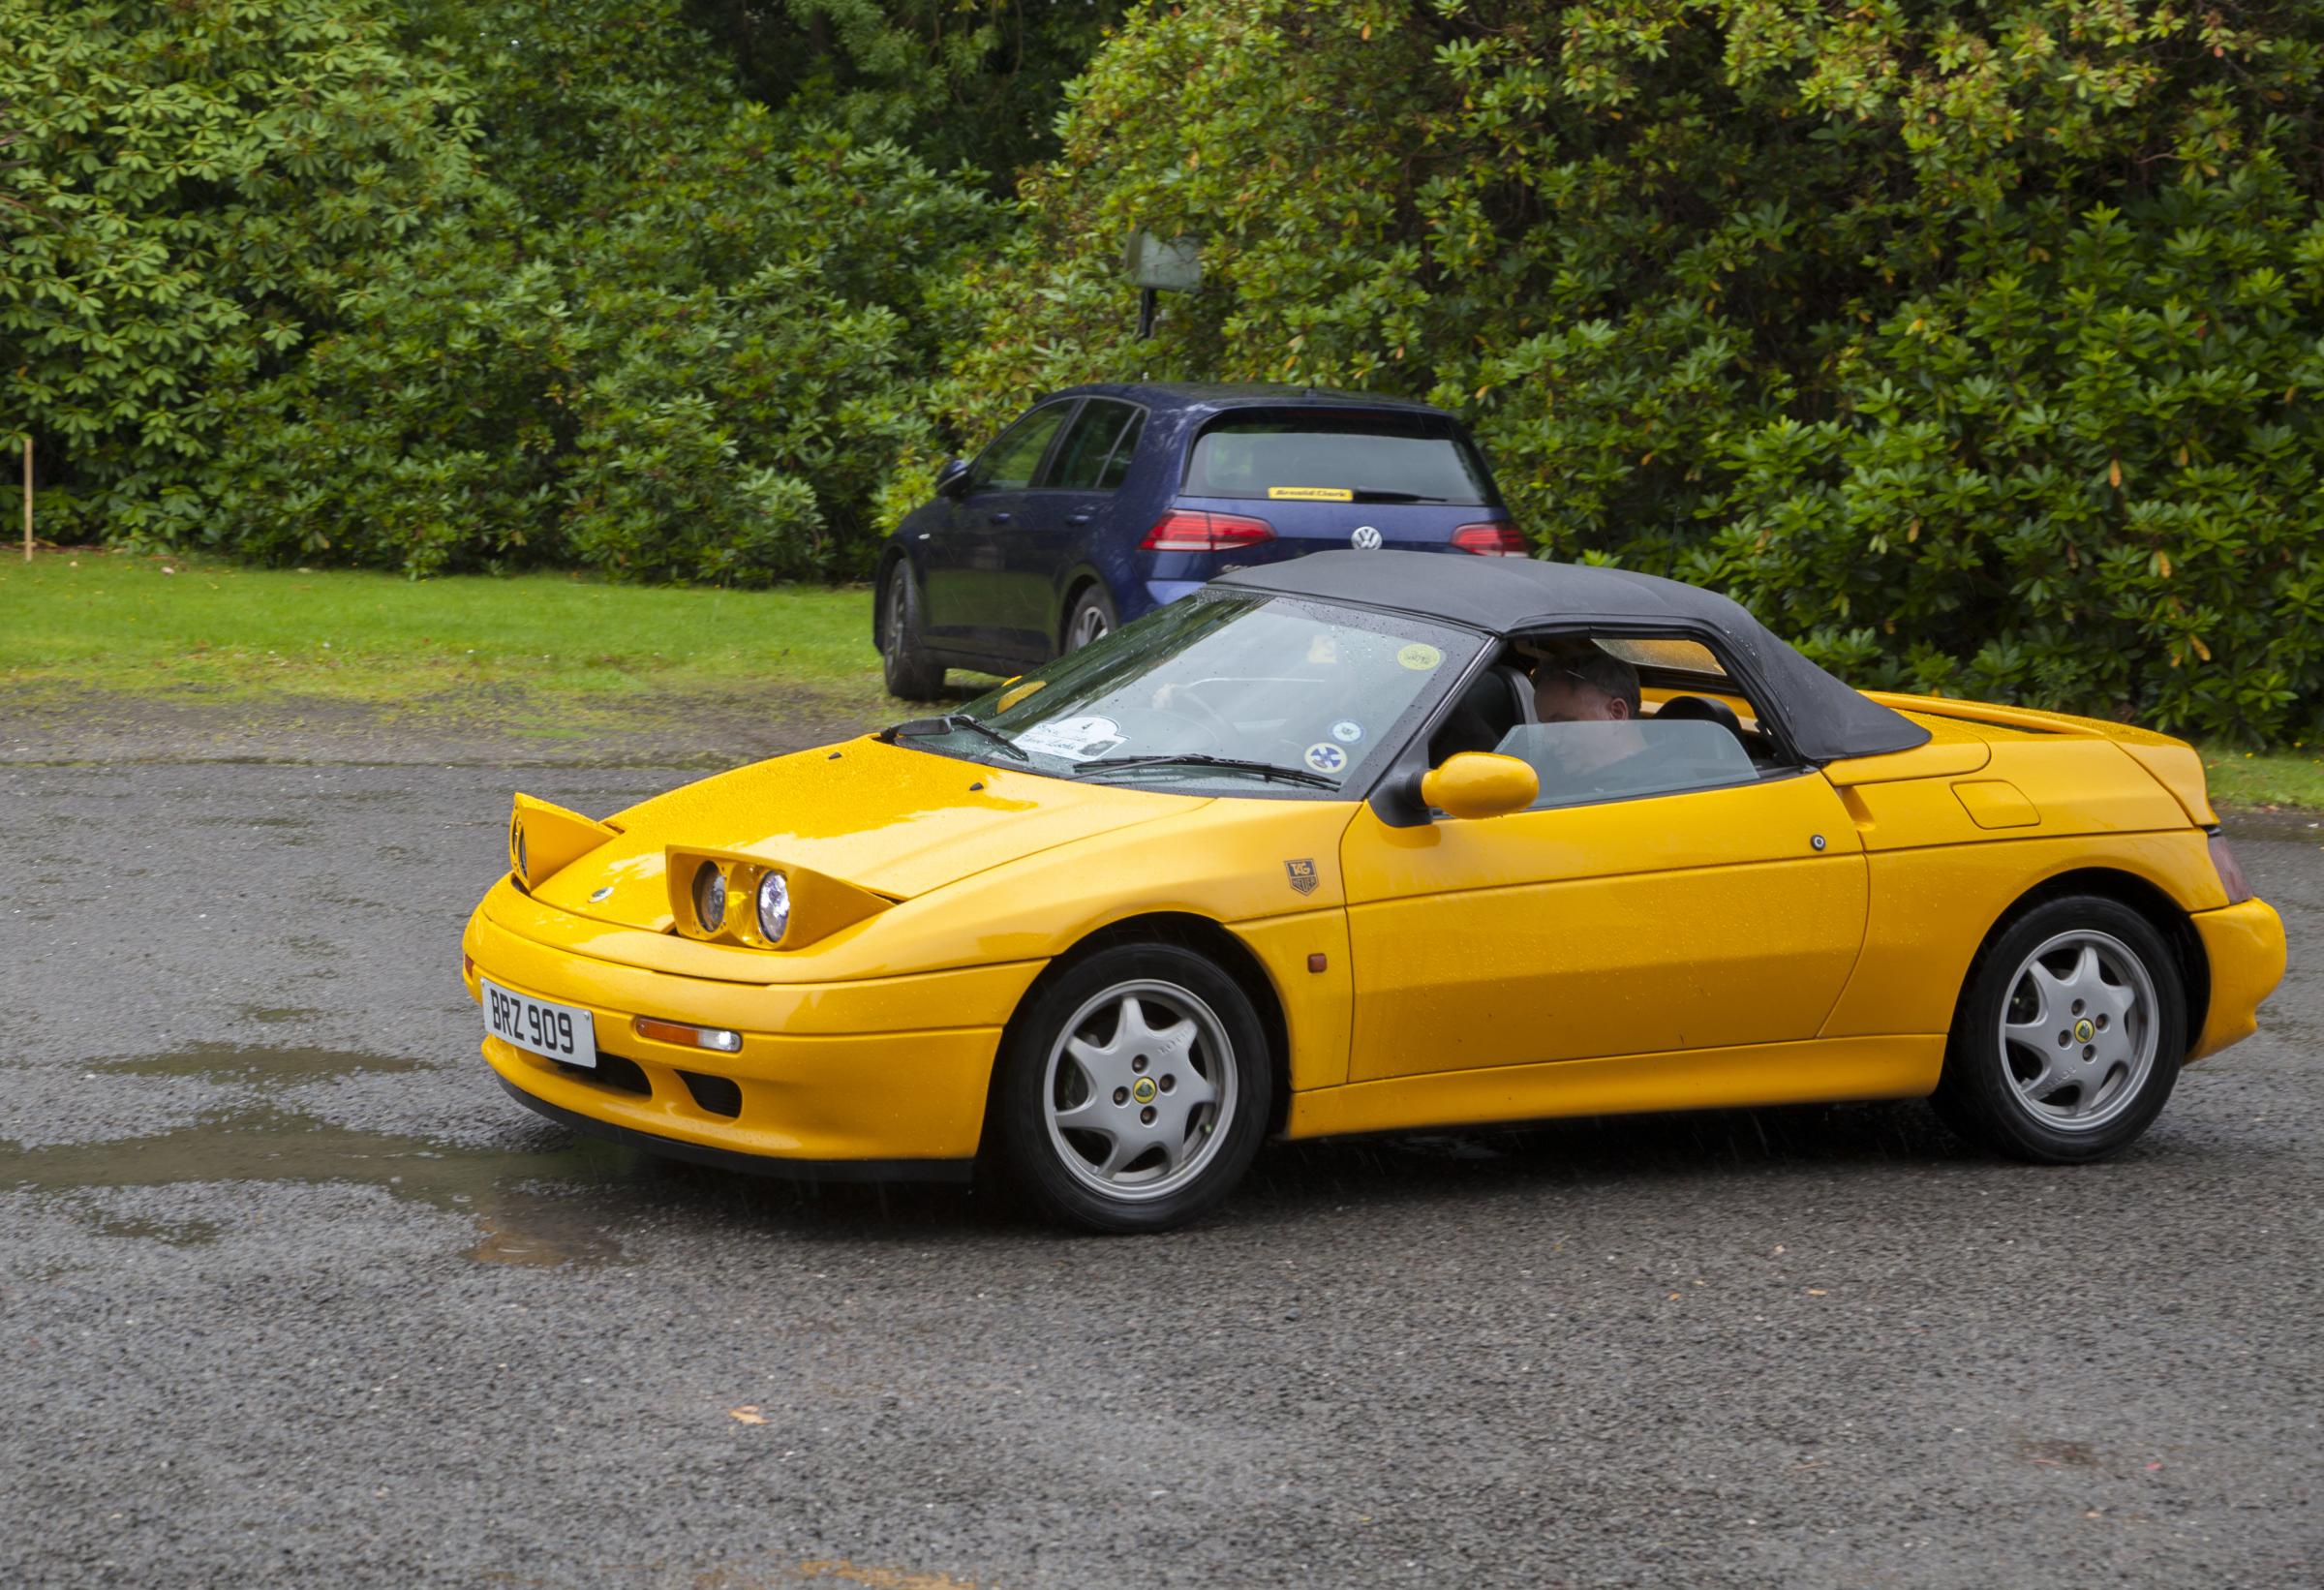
(1349, 490, 1450, 504)
(1076, 753, 1339, 789)
(879, 713, 1028, 762)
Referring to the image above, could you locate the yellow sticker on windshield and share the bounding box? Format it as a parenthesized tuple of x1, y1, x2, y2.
(1397, 643, 1443, 671)
(1267, 486, 1355, 502)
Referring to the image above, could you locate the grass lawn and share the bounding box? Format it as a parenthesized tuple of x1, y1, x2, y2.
(2200, 747, 2324, 813)
(9, 547, 2320, 808)
(0, 548, 880, 703)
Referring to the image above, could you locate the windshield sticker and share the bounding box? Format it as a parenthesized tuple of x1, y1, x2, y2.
(1301, 742, 1350, 777)
(1267, 486, 1355, 502)
(1330, 719, 1363, 744)
(1014, 716, 1126, 763)
(1396, 643, 1443, 672)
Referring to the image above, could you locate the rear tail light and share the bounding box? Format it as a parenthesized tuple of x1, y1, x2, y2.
(1452, 522, 1529, 557)
(1142, 509, 1275, 552)
(2209, 831, 2254, 904)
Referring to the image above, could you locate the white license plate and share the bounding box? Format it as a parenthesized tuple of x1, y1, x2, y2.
(480, 979, 597, 1068)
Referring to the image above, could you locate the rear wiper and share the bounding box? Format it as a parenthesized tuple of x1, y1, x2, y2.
(1077, 753, 1339, 789)
(879, 713, 1028, 762)
(1349, 490, 1449, 503)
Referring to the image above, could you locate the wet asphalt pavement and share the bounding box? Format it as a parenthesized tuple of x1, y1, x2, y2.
(2, 733, 2319, 1588)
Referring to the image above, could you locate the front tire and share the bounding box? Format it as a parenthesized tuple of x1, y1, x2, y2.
(994, 943, 1272, 1233)
(1933, 895, 2186, 1164)
(880, 563, 945, 700)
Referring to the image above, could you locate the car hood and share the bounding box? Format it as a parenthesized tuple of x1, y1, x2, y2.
(528, 738, 1205, 930)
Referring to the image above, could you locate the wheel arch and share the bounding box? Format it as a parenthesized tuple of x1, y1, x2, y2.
(978, 911, 1293, 1159)
(1962, 866, 2210, 1055)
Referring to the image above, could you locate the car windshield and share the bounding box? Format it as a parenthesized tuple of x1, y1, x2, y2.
(1183, 412, 1497, 505)
(902, 594, 1482, 794)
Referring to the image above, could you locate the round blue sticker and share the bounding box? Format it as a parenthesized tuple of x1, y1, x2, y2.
(1330, 719, 1363, 744)
(1302, 742, 1349, 776)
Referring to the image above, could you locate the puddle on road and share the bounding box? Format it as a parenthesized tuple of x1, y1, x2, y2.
(97, 1041, 425, 1081)
(10, 1041, 636, 1269)
(241, 1006, 320, 1027)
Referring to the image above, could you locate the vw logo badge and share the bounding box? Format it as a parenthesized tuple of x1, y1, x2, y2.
(1350, 525, 1383, 550)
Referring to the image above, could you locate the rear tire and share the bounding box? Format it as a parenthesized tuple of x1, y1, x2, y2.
(880, 563, 944, 700)
(1933, 894, 2186, 1164)
(1061, 583, 1117, 654)
(994, 942, 1271, 1234)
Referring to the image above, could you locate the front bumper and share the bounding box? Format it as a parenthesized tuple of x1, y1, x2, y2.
(2188, 897, 2288, 1062)
(463, 902, 1044, 1170)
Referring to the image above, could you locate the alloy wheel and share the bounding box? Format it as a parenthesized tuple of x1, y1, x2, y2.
(1997, 929, 2159, 1132)
(1042, 979, 1237, 1201)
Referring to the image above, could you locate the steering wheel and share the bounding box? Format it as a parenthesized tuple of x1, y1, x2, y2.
(1157, 685, 1238, 745)
(1106, 701, 1229, 756)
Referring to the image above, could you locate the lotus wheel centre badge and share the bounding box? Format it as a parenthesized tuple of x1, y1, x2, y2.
(1350, 525, 1383, 550)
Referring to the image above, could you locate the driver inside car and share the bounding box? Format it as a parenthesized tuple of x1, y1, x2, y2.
(1521, 644, 1657, 793)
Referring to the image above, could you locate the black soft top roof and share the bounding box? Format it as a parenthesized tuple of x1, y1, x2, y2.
(1214, 550, 1927, 762)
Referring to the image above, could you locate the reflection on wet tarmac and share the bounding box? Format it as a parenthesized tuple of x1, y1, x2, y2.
(8, 1042, 635, 1268)
(96, 1041, 425, 1080)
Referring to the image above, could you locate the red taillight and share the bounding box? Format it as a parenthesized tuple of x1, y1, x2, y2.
(1452, 522, 1529, 557)
(2210, 832, 2254, 904)
(1141, 509, 1275, 552)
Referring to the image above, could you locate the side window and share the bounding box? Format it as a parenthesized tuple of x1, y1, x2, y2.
(1049, 401, 1139, 491)
(1095, 411, 1146, 490)
(1482, 629, 1780, 808)
(1492, 720, 1759, 810)
(968, 403, 1072, 494)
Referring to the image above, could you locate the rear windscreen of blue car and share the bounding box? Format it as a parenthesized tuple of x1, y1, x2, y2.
(1182, 411, 1498, 505)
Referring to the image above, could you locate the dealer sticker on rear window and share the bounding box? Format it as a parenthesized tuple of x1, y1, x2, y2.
(1267, 486, 1355, 502)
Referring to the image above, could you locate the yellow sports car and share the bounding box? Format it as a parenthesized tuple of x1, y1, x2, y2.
(463, 552, 2286, 1232)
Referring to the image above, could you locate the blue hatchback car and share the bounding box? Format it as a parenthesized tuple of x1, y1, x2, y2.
(873, 382, 1522, 697)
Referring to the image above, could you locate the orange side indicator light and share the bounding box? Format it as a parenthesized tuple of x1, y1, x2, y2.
(633, 1017, 743, 1054)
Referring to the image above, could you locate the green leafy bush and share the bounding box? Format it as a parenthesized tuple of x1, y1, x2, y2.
(927, 0, 2324, 743)
(3, 0, 998, 585)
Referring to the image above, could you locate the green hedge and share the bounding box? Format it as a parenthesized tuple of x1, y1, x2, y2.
(1, 0, 1004, 585)
(927, 0, 2324, 743)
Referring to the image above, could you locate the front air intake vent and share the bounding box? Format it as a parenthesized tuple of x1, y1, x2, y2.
(677, 1070, 742, 1118)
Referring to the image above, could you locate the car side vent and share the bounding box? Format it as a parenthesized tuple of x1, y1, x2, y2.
(678, 1070, 743, 1118)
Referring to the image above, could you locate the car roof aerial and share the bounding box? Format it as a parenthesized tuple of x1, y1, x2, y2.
(1215, 550, 1930, 763)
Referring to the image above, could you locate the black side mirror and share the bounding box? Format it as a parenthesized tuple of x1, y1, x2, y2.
(934, 457, 970, 499)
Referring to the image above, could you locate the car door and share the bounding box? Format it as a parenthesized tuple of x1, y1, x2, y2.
(925, 400, 1074, 654)
(1023, 399, 1146, 646)
(1338, 726, 1869, 1082)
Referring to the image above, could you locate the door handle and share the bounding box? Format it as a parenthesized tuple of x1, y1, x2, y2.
(1066, 513, 1092, 527)
(988, 512, 1012, 526)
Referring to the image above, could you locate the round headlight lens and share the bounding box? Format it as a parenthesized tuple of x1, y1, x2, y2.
(692, 862, 727, 932)
(756, 871, 791, 942)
